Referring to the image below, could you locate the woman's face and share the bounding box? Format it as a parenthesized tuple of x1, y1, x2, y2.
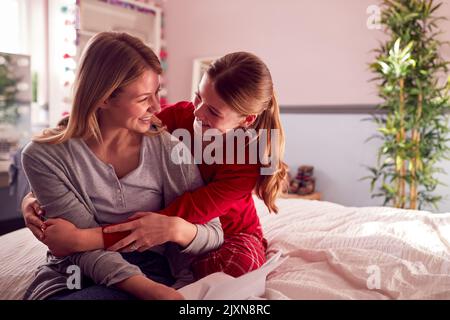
(193, 74, 250, 135)
(101, 69, 161, 134)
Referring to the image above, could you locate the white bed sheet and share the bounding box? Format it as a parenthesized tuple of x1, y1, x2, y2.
(254, 197, 450, 299)
(0, 227, 47, 300)
(0, 197, 449, 300)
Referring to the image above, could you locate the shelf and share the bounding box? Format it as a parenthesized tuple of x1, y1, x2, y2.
(78, 0, 161, 54)
(279, 192, 322, 201)
(77, 28, 158, 53)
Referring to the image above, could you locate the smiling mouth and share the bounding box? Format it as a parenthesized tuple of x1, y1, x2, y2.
(139, 115, 153, 122)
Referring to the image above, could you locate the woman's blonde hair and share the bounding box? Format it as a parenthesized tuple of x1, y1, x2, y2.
(206, 52, 288, 213)
(35, 31, 163, 144)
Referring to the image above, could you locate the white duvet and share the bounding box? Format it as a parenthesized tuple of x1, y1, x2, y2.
(254, 197, 450, 299)
(0, 197, 449, 300)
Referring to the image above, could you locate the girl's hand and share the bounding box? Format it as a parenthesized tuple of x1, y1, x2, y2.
(103, 212, 176, 252)
(42, 218, 81, 257)
(21, 192, 46, 241)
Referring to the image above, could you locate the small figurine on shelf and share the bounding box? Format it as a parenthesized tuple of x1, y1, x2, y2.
(288, 165, 316, 195)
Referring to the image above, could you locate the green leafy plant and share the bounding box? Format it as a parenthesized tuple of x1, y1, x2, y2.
(367, 0, 450, 210)
(0, 53, 20, 124)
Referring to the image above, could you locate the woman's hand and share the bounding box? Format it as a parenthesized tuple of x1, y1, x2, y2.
(103, 212, 178, 252)
(42, 218, 82, 257)
(21, 192, 46, 241)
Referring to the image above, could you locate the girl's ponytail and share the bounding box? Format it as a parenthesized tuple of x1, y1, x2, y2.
(254, 92, 288, 213)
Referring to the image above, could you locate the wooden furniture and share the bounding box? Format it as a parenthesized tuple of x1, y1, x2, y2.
(279, 192, 321, 201)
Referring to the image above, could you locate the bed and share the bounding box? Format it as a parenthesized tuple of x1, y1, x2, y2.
(1, 196, 449, 300)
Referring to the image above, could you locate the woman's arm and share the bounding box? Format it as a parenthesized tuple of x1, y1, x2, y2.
(41, 218, 104, 256)
(21, 145, 178, 299)
(21, 194, 106, 255)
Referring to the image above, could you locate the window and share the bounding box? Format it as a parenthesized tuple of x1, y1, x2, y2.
(0, 0, 28, 54)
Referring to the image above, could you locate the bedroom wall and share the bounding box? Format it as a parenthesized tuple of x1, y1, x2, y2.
(162, 0, 450, 212)
(163, 0, 450, 105)
(280, 113, 450, 212)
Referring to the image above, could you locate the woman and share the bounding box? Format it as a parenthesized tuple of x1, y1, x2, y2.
(23, 51, 287, 280)
(21, 31, 223, 300)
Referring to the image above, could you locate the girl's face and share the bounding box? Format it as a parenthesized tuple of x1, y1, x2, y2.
(193, 74, 255, 134)
(101, 69, 161, 134)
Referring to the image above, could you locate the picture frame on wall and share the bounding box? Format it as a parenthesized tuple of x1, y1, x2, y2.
(191, 56, 218, 100)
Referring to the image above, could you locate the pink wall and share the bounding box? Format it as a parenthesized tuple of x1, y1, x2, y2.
(163, 0, 450, 105)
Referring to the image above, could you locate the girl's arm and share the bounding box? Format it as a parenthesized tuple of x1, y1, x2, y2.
(159, 163, 260, 224)
(160, 129, 225, 254)
(157, 101, 261, 223)
(155, 101, 188, 133)
(104, 213, 197, 251)
(99, 128, 227, 255)
(102, 212, 222, 254)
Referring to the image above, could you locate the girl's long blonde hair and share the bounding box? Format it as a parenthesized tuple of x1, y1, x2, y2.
(207, 52, 288, 213)
(35, 32, 163, 144)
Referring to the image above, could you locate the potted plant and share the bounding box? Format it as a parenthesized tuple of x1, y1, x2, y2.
(367, 0, 450, 210)
(0, 53, 20, 124)
(0, 53, 21, 160)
